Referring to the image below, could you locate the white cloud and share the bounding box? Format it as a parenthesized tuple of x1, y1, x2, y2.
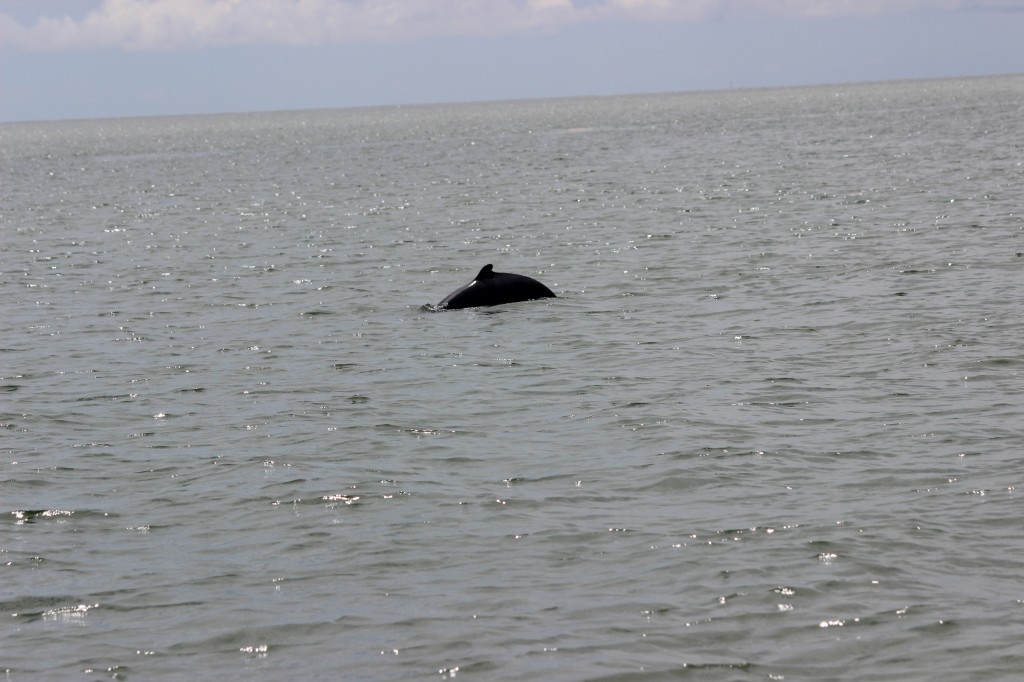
(0, 0, 1019, 51)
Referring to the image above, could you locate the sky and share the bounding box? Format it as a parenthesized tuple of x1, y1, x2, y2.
(1, 0, 1023, 122)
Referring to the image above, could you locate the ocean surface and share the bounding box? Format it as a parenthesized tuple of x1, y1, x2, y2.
(2, 74, 1023, 681)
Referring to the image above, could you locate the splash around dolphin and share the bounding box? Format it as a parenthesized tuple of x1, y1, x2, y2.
(433, 264, 556, 310)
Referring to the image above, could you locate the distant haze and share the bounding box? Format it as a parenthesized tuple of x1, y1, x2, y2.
(2, 0, 1023, 121)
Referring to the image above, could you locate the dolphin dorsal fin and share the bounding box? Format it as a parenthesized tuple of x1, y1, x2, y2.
(476, 264, 495, 280)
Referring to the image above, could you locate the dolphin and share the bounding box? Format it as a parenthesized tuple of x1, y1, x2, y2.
(435, 264, 556, 310)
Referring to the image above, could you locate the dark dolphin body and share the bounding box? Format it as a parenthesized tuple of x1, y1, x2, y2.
(435, 264, 556, 310)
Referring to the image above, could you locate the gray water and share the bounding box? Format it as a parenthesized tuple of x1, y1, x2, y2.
(2, 74, 1023, 681)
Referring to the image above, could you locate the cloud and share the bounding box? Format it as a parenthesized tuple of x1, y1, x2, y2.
(1, 0, 1020, 51)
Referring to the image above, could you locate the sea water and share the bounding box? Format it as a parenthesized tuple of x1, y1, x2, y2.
(2, 75, 1024, 681)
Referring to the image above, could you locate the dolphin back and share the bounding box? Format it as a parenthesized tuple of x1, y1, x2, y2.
(436, 264, 556, 310)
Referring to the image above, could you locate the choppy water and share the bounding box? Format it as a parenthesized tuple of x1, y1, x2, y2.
(2, 74, 1024, 681)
